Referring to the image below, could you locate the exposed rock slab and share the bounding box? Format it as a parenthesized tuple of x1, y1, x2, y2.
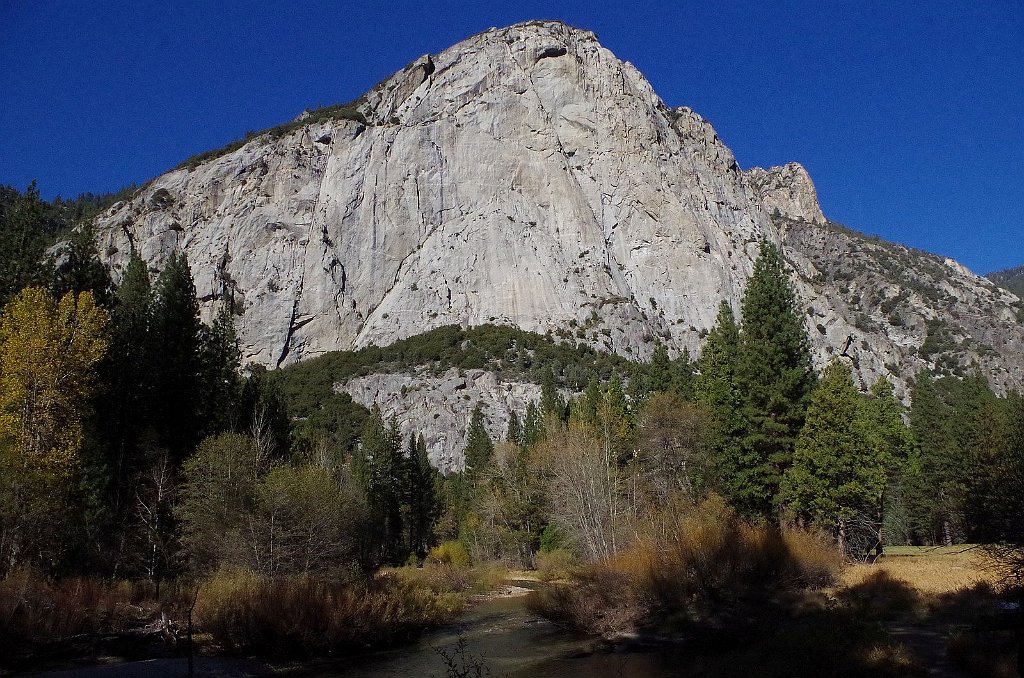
(91, 20, 1024, 397)
(339, 368, 542, 471)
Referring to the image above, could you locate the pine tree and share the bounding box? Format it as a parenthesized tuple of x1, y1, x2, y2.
(199, 302, 242, 437)
(353, 407, 405, 562)
(522, 401, 545, 449)
(569, 379, 601, 434)
(600, 373, 632, 459)
(0, 182, 52, 306)
(97, 252, 156, 532)
(672, 347, 695, 400)
(735, 241, 816, 520)
(238, 365, 291, 460)
(505, 409, 523, 446)
(779, 360, 879, 553)
(540, 367, 566, 421)
(647, 343, 673, 394)
(464, 404, 494, 478)
(860, 377, 915, 552)
(150, 252, 204, 462)
(693, 301, 744, 499)
(52, 222, 113, 308)
(968, 392, 1024, 577)
(406, 433, 439, 556)
(906, 373, 994, 544)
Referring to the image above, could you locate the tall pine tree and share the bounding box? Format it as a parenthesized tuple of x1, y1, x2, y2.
(693, 301, 745, 499)
(150, 252, 204, 462)
(0, 182, 52, 306)
(734, 241, 816, 520)
(464, 404, 494, 479)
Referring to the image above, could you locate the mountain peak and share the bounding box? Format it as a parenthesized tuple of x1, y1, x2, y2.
(91, 22, 1024, 400)
(746, 163, 826, 225)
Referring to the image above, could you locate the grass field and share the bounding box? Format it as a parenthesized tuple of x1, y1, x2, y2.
(842, 545, 1000, 595)
(840, 545, 1018, 678)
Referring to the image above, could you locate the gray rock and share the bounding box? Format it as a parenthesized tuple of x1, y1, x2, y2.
(92, 19, 1024, 410)
(339, 368, 543, 471)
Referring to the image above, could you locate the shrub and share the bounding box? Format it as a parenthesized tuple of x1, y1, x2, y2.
(535, 549, 580, 582)
(390, 561, 506, 595)
(528, 496, 841, 636)
(0, 567, 189, 666)
(194, 569, 461, 658)
(428, 540, 471, 567)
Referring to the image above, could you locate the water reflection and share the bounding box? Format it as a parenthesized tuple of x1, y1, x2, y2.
(296, 581, 685, 678)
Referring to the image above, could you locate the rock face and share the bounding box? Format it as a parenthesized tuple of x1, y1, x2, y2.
(747, 163, 826, 225)
(988, 265, 1024, 298)
(340, 368, 543, 470)
(93, 20, 1024, 404)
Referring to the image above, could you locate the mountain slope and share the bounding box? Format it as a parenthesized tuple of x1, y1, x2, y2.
(92, 20, 1024, 397)
(988, 265, 1024, 298)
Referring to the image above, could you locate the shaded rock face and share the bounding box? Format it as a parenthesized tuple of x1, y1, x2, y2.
(339, 368, 543, 471)
(94, 20, 1024, 404)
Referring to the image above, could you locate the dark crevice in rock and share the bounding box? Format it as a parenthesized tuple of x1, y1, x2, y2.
(537, 46, 568, 60)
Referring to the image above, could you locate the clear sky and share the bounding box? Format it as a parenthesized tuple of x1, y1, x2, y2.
(1, 0, 1021, 273)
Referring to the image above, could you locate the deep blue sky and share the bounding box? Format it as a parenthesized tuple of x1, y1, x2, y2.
(1, 1, 1021, 273)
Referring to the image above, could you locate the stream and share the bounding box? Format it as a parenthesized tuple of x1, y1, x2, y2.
(33, 581, 686, 677)
(297, 580, 686, 678)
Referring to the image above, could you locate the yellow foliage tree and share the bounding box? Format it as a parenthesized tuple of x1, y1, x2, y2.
(0, 287, 107, 571)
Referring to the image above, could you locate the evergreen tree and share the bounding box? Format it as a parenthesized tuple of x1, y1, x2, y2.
(238, 365, 291, 459)
(647, 343, 673, 394)
(540, 367, 566, 421)
(569, 379, 602, 434)
(600, 373, 632, 460)
(406, 433, 440, 556)
(464, 404, 494, 479)
(52, 222, 113, 308)
(505, 409, 523, 446)
(0, 182, 52, 306)
(671, 347, 695, 400)
(735, 241, 816, 520)
(693, 301, 745, 498)
(150, 252, 204, 462)
(199, 302, 243, 437)
(779, 360, 879, 554)
(95, 252, 156, 553)
(353, 407, 405, 562)
(522, 401, 545, 449)
(906, 372, 994, 544)
(968, 392, 1024, 580)
(860, 377, 915, 552)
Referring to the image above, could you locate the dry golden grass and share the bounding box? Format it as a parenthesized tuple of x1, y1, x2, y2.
(195, 568, 463, 658)
(528, 497, 842, 638)
(841, 546, 998, 595)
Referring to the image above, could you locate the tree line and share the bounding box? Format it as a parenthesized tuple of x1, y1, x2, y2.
(1, 184, 1021, 584)
(437, 241, 1024, 568)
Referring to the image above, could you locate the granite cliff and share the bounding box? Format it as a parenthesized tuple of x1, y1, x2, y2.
(91, 21, 1024, 461)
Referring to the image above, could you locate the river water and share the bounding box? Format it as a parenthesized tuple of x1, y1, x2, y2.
(34, 582, 686, 677)
(302, 581, 686, 678)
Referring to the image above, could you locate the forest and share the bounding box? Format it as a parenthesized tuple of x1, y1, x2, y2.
(1, 182, 1022, 675)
